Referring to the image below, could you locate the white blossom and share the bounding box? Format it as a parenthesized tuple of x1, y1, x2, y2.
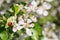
(17, 25, 24, 30)
(36, 7, 44, 15)
(26, 28, 32, 36)
(42, 2, 52, 10)
(6, 0, 11, 3)
(43, 11, 48, 16)
(12, 27, 17, 32)
(31, 0, 38, 7)
(18, 19, 24, 25)
(27, 0, 39, 12)
(0, 10, 5, 15)
(36, 7, 48, 16)
(48, 32, 58, 40)
(30, 16, 37, 22)
(42, 31, 47, 36)
(27, 19, 32, 23)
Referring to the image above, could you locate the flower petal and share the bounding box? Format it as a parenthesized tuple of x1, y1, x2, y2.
(26, 28, 32, 36)
(43, 11, 48, 16)
(36, 7, 44, 15)
(12, 27, 17, 32)
(42, 2, 52, 10)
(29, 23, 34, 28)
(18, 19, 24, 25)
(17, 26, 24, 30)
(30, 16, 37, 22)
(27, 19, 32, 23)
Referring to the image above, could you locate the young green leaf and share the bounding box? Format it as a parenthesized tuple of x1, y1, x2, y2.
(14, 4, 20, 14)
(0, 31, 8, 40)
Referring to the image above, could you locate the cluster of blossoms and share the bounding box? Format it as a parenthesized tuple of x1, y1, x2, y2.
(23, 0, 58, 40)
(0, 0, 59, 40)
(0, 0, 60, 40)
(7, 14, 37, 36)
(26, 0, 52, 17)
(42, 21, 58, 40)
(13, 14, 37, 35)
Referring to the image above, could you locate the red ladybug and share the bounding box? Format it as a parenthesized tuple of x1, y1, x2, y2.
(8, 22, 12, 26)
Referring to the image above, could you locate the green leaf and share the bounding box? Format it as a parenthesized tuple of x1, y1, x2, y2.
(14, 4, 20, 14)
(31, 23, 42, 40)
(31, 29, 39, 40)
(47, 14, 53, 22)
(8, 8, 14, 13)
(0, 31, 8, 40)
(40, 18, 47, 24)
(25, 36, 33, 40)
(33, 22, 42, 35)
(8, 33, 14, 40)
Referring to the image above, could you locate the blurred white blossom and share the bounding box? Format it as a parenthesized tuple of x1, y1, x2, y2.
(42, 21, 58, 40)
(26, 28, 32, 36)
(43, 10, 48, 16)
(30, 16, 37, 22)
(42, 2, 52, 10)
(12, 25, 18, 32)
(36, 6, 48, 16)
(36, 6, 44, 15)
(0, 10, 6, 15)
(6, 0, 11, 3)
(27, 0, 39, 12)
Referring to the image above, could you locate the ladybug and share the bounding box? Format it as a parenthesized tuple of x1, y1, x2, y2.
(8, 22, 12, 26)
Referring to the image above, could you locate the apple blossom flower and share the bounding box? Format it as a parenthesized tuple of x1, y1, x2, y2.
(17, 25, 24, 30)
(12, 24, 24, 32)
(42, 31, 47, 37)
(31, 0, 39, 7)
(43, 21, 58, 40)
(12, 14, 37, 36)
(26, 28, 32, 36)
(12, 25, 18, 32)
(18, 19, 24, 25)
(43, 10, 48, 16)
(42, 2, 52, 10)
(36, 6, 44, 15)
(36, 6, 48, 16)
(6, 0, 11, 3)
(30, 16, 37, 22)
(27, 0, 39, 13)
(0, 10, 6, 15)
(27, 19, 32, 23)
